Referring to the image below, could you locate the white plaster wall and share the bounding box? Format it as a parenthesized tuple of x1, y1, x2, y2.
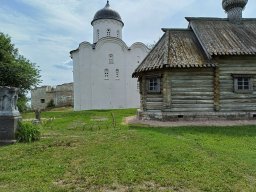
(92, 19, 123, 43)
(72, 52, 80, 110)
(72, 38, 149, 111)
(92, 39, 127, 109)
(126, 43, 149, 108)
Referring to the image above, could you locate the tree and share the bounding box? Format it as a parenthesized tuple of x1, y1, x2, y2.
(0, 32, 41, 111)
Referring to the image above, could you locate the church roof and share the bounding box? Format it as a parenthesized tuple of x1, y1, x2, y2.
(91, 1, 123, 26)
(187, 17, 256, 56)
(133, 29, 215, 77)
(133, 17, 256, 77)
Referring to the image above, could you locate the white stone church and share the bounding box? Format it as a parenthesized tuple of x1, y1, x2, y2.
(70, 1, 149, 111)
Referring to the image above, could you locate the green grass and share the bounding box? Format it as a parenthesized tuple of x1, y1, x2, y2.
(1, 108, 256, 191)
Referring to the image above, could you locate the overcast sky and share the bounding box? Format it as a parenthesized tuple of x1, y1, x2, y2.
(1, 0, 256, 86)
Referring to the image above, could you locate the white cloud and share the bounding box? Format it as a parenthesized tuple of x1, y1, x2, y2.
(0, 0, 255, 87)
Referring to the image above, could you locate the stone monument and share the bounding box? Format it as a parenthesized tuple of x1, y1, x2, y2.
(0, 86, 21, 144)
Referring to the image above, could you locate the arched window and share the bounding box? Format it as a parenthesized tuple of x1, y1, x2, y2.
(117, 30, 120, 38)
(115, 69, 119, 79)
(137, 80, 140, 91)
(107, 29, 111, 37)
(109, 54, 114, 64)
(97, 29, 100, 40)
(104, 69, 109, 80)
(137, 56, 140, 63)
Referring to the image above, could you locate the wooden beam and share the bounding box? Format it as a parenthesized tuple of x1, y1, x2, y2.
(162, 72, 171, 111)
(141, 76, 147, 111)
(214, 67, 220, 111)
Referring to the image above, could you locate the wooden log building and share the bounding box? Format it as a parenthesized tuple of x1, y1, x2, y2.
(133, 0, 256, 121)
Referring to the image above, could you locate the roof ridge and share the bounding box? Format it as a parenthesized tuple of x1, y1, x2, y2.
(162, 28, 191, 32)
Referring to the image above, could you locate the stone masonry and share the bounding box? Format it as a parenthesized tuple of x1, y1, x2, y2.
(31, 83, 73, 110)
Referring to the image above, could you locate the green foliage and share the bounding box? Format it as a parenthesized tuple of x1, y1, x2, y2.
(47, 99, 55, 109)
(0, 33, 41, 93)
(0, 32, 41, 111)
(17, 95, 29, 112)
(16, 122, 41, 143)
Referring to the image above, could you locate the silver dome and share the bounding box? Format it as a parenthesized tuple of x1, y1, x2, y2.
(222, 0, 248, 12)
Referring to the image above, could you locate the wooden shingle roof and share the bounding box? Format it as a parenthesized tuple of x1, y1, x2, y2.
(133, 17, 256, 77)
(188, 18, 256, 57)
(133, 29, 215, 77)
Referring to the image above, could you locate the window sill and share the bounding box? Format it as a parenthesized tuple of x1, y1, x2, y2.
(147, 91, 161, 94)
(234, 90, 253, 94)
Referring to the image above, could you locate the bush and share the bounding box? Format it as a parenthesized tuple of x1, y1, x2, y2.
(16, 122, 41, 143)
(17, 95, 28, 113)
(47, 99, 55, 109)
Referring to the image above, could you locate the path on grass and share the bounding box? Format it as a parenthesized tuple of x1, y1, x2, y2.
(125, 116, 256, 127)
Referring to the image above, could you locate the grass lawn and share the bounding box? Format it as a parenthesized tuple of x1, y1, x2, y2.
(1, 108, 256, 192)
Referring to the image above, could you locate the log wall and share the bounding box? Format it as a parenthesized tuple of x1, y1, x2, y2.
(145, 79, 163, 112)
(140, 72, 163, 112)
(218, 56, 256, 112)
(138, 56, 256, 120)
(169, 68, 214, 112)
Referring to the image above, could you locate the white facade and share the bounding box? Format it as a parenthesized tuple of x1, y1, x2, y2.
(93, 19, 123, 43)
(70, 1, 149, 111)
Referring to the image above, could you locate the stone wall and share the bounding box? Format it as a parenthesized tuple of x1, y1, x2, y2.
(55, 83, 73, 107)
(31, 83, 73, 110)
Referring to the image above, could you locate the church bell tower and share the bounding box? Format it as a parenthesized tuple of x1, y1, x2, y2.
(91, 1, 124, 43)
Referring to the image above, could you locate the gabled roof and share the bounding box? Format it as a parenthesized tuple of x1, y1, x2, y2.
(133, 17, 256, 77)
(133, 29, 215, 77)
(187, 17, 256, 56)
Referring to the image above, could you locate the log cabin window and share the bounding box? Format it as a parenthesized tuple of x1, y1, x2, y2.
(147, 77, 160, 93)
(233, 75, 253, 93)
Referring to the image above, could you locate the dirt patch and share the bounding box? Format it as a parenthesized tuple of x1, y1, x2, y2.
(125, 116, 256, 127)
(91, 116, 108, 121)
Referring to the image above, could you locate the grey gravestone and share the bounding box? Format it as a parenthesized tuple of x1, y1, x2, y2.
(0, 86, 21, 144)
(35, 109, 41, 121)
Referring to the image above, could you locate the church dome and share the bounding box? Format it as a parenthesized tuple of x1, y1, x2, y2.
(222, 0, 248, 23)
(91, 1, 124, 26)
(222, 0, 248, 12)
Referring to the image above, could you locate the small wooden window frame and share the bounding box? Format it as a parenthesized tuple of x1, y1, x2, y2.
(232, 74, 254, 93)
(146, 77, 161, 93)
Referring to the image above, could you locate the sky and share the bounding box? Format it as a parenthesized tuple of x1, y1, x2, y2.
(1, 0, 256, 87)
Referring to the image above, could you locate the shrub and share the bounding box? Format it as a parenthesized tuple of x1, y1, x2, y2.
(17, 95, 29, 112)
(47, 99, 55, 109)
(16, 122, 41, 143)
